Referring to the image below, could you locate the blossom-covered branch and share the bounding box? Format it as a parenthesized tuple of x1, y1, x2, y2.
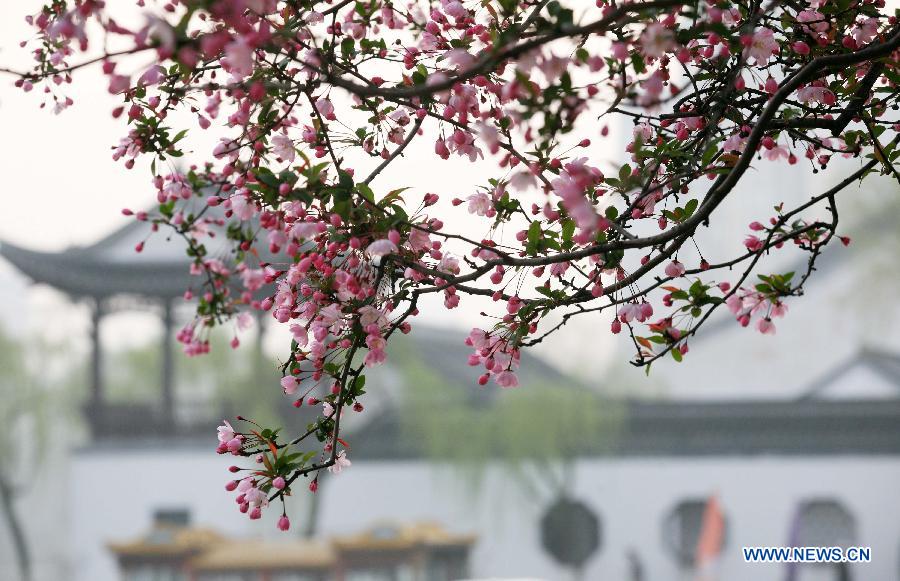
(10, 0, 900, 528)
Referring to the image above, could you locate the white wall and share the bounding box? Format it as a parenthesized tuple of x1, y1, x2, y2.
(71, 450, 900, 581)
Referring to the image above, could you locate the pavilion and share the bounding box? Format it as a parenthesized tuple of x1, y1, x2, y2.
(0, 214, 268, 438)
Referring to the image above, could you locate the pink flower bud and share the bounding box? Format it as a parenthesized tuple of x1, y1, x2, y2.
(227, 437, 242, 453)
(793, 41, 810, 55)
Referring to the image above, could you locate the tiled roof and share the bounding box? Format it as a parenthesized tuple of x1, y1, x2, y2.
(333, 521, 476, 551)
(108, 525, 223, 557)
(191, 540, 335, 571)
(108, 522, 473, 570)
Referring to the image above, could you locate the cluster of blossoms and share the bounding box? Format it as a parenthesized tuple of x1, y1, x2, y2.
(13, 0, 900, 527)
(465, 328, 521, 387)
(726, 287, 789, 335)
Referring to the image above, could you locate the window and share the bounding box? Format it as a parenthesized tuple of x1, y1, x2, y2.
(153, 508, 191, 528)
(123, 565, 186, 581)
(271, 573, 320, 581)
(345, 566, 414, 581)
(663, 499, 727, 567)
(426, 551, 467, 581)
(791, 501, 856, 581)
(195, 573, 256, 581)
(795, 500, 856, 548)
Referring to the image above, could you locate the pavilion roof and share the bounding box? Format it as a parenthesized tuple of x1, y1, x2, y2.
(0, 237, 194, 299)
(0, 207, 266, 299)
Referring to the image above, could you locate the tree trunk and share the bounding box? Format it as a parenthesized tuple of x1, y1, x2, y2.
(0, 474, 31, 581)
(302, 477, 322, 538)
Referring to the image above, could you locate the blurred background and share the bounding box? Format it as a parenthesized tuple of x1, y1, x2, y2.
(2, 2, 900, 581)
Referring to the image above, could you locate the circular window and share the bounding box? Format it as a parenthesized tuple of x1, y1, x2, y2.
(540, 497, 602, 568)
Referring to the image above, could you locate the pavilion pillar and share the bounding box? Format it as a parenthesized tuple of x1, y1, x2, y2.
(161, 300, 175, 431)
(254, 311, 266, 374)
(88, 299, 105, 433)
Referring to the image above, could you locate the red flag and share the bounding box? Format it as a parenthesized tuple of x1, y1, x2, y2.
(694, 494, 725, 580)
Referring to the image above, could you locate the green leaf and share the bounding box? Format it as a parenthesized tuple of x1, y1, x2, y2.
(527, 221, 542, 245)
(684, 198, 699, 217)
(701, 143, 718, 167)
(561, 219, 575, 246)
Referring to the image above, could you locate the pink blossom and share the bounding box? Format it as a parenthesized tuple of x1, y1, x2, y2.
(510, 171, 538, 192)
(771, 301, 788, 318)
(245, 486, 268, 508)
(466, 328, 489, 350)
(757, 318, 776, 335)
(746, 28, 778, 64)
(797, 9, 829, 36)
(328, 450, 351, 474)
(619, 302, 652, 323)
(364, 349, 387, 366)
(494, 370, 519, 388)
(271, 134, 295, 162)
(231, 194, 257, 221)
(291, 221, 321, 241)
(389, 108, 410, 126)
(442, 1, 468, 20)
(445, 48, 475, 70)
(315, 98, 336, 120)
(224, 38, 254, 80)
(640, 23, 675, 58)
(852, 18, 879, 45)
(281, 376, 300, 395)
(723, 132, 746, 152)
(744, 235, 764, 252)
(797, 84, 836, 105)
(763, 145, 789, 162)
(217, 420, 235, 444)
(438, 254, 460, 274)
(665, 260, 686, 278)
(467, 192, 492, 216)
(633, 123, 654, 143)
(366, 239, 398, 258)
(725, 294, 744, 315)
(108, 74, 130, 94)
